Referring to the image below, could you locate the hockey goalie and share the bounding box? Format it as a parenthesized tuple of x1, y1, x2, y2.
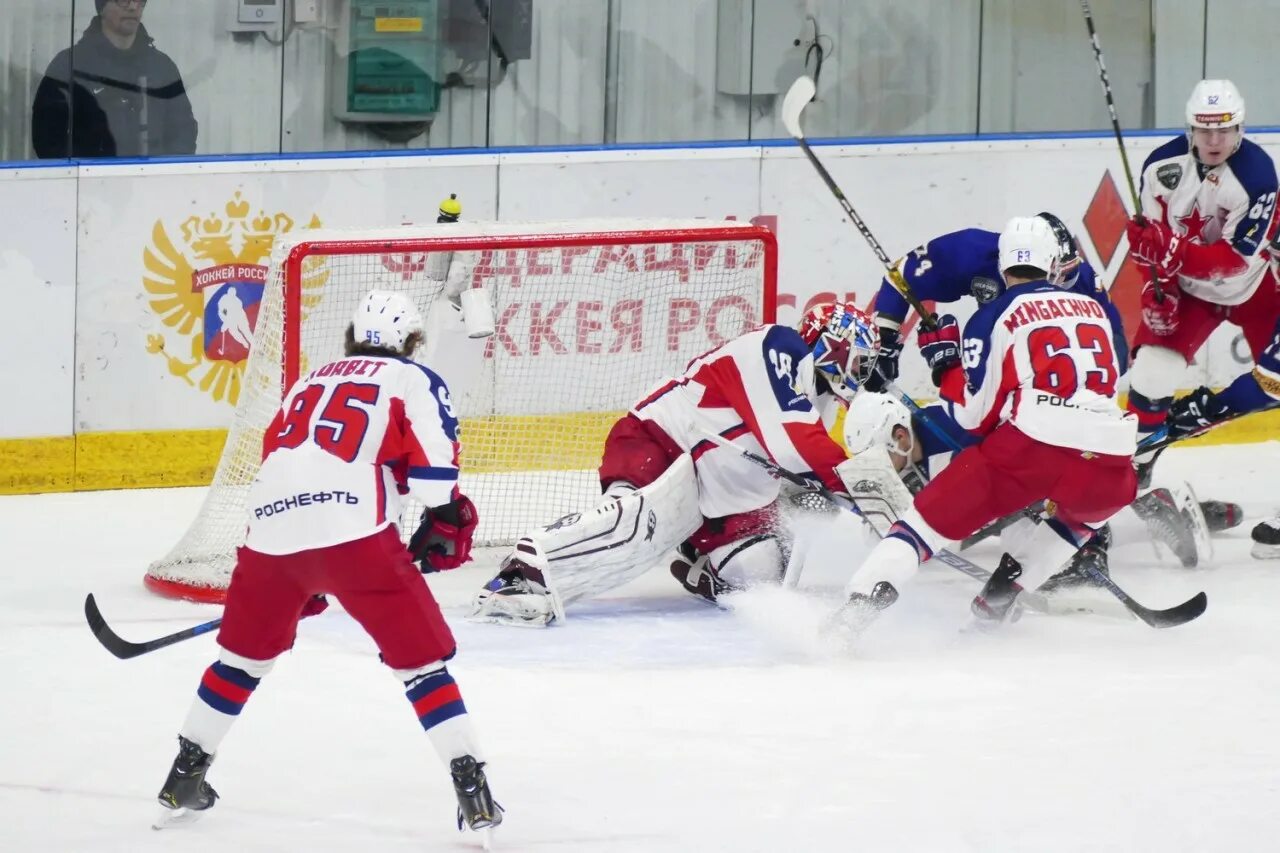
(468, 302, 881, 627)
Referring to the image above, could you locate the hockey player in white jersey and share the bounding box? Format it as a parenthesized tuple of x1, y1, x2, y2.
(154, 291, 501, 835)
(469, 302, 881, 626)
(833, 217, 1138, 632)
(1124, 80, 1280, 486)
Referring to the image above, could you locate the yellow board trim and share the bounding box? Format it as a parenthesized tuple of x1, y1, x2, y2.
(1, 405, 1275, 496)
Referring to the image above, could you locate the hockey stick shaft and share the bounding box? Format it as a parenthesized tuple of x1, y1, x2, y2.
(781, 76, 937, 331)
(84, 593, 221, 659)
(885, 383, 966, 453)
(1078, 0, 1165, 301)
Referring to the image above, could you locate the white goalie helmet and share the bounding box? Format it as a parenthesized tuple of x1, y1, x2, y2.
(843, 391, 914, 459)
(353, 290, 424, 350)
(998, 216, 1060, 281)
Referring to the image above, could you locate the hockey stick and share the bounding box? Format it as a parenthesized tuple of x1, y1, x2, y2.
(884, 382, 966, 453)
(781, 76, 937, 331)
(84, 594, 221, 659)
(1078, 0, 1165, 301)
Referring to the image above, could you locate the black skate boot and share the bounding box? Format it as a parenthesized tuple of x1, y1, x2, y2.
(1132, 488, 1198, 568)
(155, 736, 218, 828)
(1041, 526, 1112, 594)
(670, 542, 727, 603)
(1201, 500, 1244, 533)
(971, 554, 1025, 625)
(451, 755, 503, 832)
(826, 581, 899, 637)
(1252, 517, 1280, 559)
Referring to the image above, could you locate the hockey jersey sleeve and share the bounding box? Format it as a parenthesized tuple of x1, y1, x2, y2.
(381, 364, 463, 509)
(936, 304, 1015, 437)
(697, 326, 848, 492)
(873, 229, 999, 325)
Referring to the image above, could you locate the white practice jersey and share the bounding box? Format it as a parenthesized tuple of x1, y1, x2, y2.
(245, 354, 461, 555)
(1138, 135, 1278, 305)
(940, 282, 1137, 456)
(630, 324, 848, 519)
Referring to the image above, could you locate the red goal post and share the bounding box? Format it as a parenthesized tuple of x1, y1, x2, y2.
(146, 219, 778, 603)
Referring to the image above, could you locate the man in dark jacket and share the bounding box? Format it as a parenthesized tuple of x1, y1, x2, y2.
(31, 0, 198, 158)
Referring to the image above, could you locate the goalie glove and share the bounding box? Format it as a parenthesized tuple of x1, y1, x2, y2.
(409, 495, 479, 571)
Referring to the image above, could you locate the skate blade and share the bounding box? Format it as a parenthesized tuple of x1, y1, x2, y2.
(483, 826, 495, 850)
(152, 804, 207, 830)
(1252, 543, 1280, 560)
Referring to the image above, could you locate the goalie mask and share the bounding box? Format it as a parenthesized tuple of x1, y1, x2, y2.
(1035, 212, 1083, 289)
(797, 302, 880, 402)
(353, 290, 424, 350)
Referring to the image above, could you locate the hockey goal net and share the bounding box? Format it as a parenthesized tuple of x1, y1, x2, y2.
(146, 219, 777, 602)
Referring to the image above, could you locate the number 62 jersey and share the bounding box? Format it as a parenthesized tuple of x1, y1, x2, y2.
(936, 281, 1138, 456)
(246, 355, 463, 555)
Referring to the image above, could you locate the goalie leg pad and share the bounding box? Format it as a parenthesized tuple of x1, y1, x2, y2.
(835, 447, 915, 537)
(708, 534, 784, 589)
(472, 454, 703, 625)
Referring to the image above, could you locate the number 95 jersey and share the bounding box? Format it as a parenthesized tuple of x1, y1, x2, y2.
(246, 356, 462, 555)
(939, 282, 1137, 457)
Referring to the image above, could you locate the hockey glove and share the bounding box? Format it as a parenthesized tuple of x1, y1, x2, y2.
(1127, 218, 1186, 279)
(917, 314, 962, 387)
(409, 494, 479, 571)
(1140, 277, 1180, 337)
(863, 326, 902, 393)
(300, 594, 329, 618)
(1165, 385, 1231, 440)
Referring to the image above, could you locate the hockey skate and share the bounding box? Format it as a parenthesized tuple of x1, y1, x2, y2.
(1132, 487, 1201, 568)
(154, 736, 218, 829)
(469, 560, 556, 627)
(669, 542, 727, 603)
(1041, 526, 1111, 594)
(970, 554, 1025, 626)
(825, 581, 899, 639)
(1252, 517, 1280, 559)
(451, 755, 503, 834)
(1201, 500, 1244, 533)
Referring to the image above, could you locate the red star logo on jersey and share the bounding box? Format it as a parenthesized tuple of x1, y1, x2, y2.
(1178, 207, 1213, 242)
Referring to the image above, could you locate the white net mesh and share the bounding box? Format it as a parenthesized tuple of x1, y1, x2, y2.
(145, 219, 776, 600)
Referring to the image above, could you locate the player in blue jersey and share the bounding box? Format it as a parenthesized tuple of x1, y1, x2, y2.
(864, 212, 1128, 394)
(1123, 80, 1280, 487)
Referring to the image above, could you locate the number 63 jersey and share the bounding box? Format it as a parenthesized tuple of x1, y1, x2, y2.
(937, 282, 1138, 457)
(246, 355, 462, 555)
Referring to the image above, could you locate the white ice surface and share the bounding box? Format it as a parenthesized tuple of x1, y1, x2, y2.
(2, 442, 1279, 852)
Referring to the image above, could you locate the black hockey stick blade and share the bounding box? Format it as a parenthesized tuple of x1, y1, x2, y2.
(84, 593, 222, 659)
(1080, 571, 1206, 629)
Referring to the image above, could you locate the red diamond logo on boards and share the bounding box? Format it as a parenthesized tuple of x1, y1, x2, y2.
(1081, 170, 1143, 349)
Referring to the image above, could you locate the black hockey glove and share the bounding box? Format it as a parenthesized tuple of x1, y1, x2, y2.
(863, 327, 902, 393)
(1165, 386, 1230, 440)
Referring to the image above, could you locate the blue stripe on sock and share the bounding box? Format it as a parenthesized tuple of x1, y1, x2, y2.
(420, 699, 468, 730)
(197, 683, 248, 716)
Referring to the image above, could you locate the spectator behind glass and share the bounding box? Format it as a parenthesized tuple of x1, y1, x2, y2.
(32, 0, 197, 158)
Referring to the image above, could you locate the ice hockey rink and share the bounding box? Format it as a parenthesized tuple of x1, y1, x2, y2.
(2, 440, 1278, 853)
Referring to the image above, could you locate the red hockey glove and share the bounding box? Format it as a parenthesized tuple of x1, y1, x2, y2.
(917, 314, 962, 387)
(1140, 277, 1180, 337)
(1127, 218, 1186, 279)
(409, 494, 479, 571)
(300, 594, 329, 619)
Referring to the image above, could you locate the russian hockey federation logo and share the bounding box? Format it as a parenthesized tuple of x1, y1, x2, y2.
(644, 509, 658, 542)
(143, 191, 325, 405)
(1157, 163, 1183, 190)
